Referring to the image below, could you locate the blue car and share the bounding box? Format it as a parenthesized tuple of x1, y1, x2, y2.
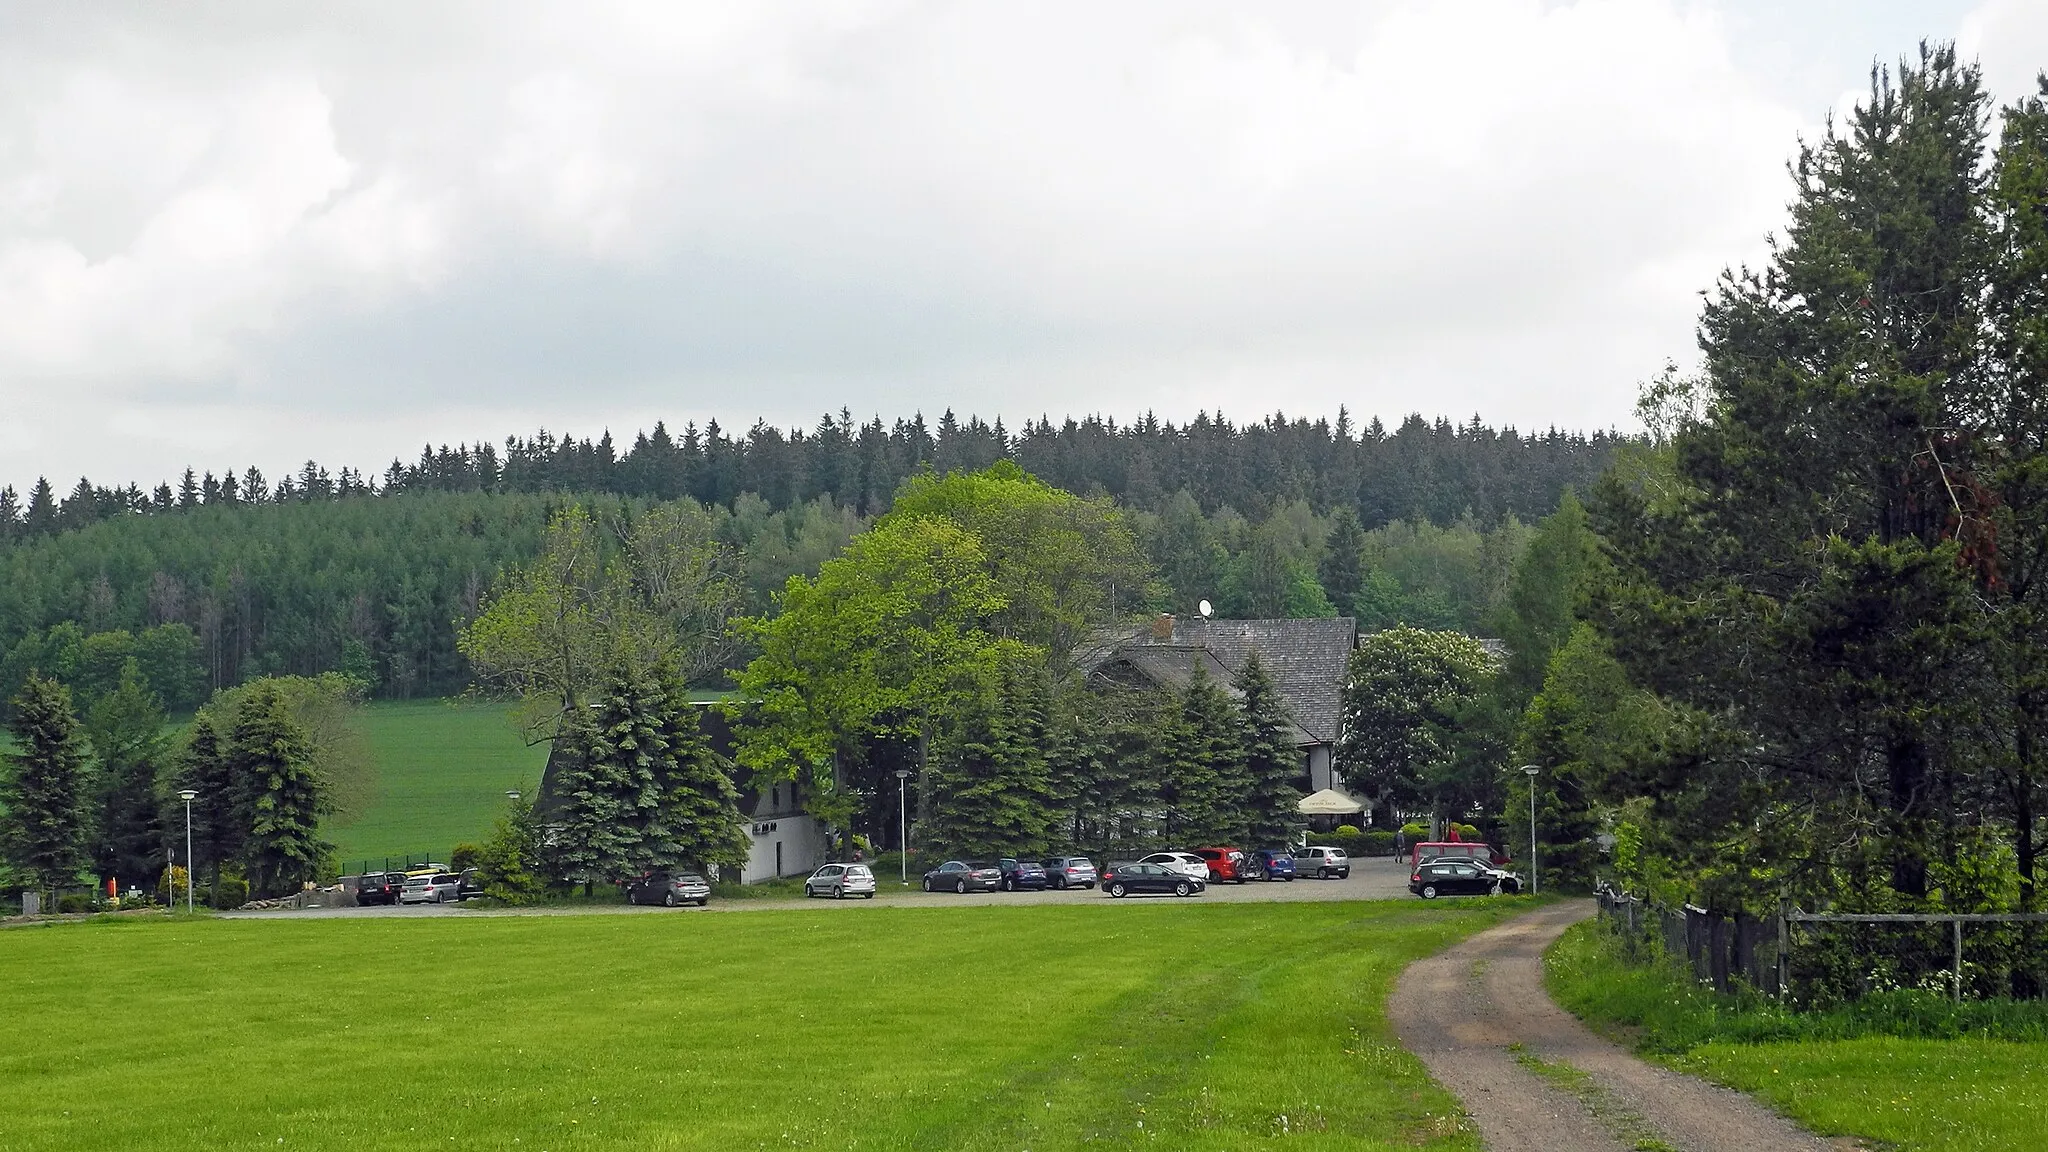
(1249, 850, 1296, 881)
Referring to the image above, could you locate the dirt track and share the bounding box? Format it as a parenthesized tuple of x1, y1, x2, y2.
(1389, 900, 1845, 1152)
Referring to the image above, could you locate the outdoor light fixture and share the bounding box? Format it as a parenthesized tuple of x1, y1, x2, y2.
(505, 789, 521, 801)
(1521, 765, 1540, 896)
(894, 769, 913, 885)
(176, 789, 199, 912)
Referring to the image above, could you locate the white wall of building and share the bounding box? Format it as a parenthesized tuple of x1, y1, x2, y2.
(740, 814, 827, 884)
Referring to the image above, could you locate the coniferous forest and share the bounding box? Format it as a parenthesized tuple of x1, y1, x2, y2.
(0, 410, 1619, 714)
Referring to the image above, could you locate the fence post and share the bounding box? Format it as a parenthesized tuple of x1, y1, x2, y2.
(1776, 900, 1790, 1001)
(1952, 917, 1963, 1004)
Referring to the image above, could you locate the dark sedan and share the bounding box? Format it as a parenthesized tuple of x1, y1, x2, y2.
(921, 860, 1003, 893)
(1410, 859, 1521, 899)
(626, 871, 712, 906)
(997, 858, 1049, 891)
(1248, 850, 1296, 881)
(1102, 861, 1206, 898)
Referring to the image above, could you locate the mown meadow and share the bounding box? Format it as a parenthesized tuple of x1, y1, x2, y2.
(325, 699, 547, 868)
(0, 900, 1519, 1151)
(1545, 919, 2048, 1152)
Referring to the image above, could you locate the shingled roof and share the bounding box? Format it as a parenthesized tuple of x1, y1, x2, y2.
(1088, 615, 1357, 745)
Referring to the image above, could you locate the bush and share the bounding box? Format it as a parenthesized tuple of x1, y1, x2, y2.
(1401, 822, 1430, 840)
(208, 869, 250, 910)
(157, 865, 192, 905)
(1334, 824, 1362, 837)
(450, 843, 482, 872)
(57, 893, 97, 914)
(475, 796, 547, 904)
(1361, 830, 1397, 856)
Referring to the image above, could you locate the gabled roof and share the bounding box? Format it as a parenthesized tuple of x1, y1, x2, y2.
(1087, 615, 1357, 745)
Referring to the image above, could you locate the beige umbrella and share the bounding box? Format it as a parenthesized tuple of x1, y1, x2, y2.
(1296, 787, 1366, 816)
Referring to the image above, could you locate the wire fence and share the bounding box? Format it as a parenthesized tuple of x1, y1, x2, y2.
(344, 852, 461, 877)
(1594, 885, 2048, 1003)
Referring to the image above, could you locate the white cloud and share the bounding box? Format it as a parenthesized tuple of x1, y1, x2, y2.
(0, 0, 2040, 489)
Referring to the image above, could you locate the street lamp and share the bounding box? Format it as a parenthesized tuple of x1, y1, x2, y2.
(505, 789, 521, 802)
(894, 769, 912, 885)
(1520, 765, 1540, 896)
(176, 789, 198, 912)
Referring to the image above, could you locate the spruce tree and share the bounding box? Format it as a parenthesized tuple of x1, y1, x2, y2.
(1159, 664, 1243, 844)
(230, 684, 329, 896)
(927, 658, 1056, 858)
(1318, 506, 1367, 612)
(1, 674, 90, 895)
(175, 713, 237, 892)
(84, 665, 168, 886)
(549, 666, 670, 885)
(644, 677, 749, 874)
(1234, 652, 1304, 847)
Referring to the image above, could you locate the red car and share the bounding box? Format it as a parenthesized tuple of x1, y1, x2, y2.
(1193, 847, 1250, 884)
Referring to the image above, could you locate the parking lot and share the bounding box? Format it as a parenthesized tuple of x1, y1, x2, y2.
(222, 854, 1418, 919)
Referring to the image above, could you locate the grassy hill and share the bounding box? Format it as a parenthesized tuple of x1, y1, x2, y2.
(326, 699, 549, 870)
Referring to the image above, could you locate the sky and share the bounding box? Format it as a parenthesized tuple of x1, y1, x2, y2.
(3, 0, 2047, 492)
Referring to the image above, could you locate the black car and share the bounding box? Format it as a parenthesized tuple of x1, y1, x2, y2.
(921, 860, 1002, 893)
(997, 858, 1049, 891)
(1101, 861, 1206, 898)
(456, 868, 485, 900)
(354, 871, 402, 906)
(1410, 859, 1521, 899)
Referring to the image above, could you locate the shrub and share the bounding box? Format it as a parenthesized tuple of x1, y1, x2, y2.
(475, 796, 546, 904)
(1401, 821, 1430, 840)
(450, 843, 482, 872)
(57, 893, 97, 914)
(208, 869, 250, 909)
(1334, 824, 1362, 837)
(1361, 830, 1397, 856)
(156, 865, 192, 905)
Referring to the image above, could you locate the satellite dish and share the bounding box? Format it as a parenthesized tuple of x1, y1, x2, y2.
(1198, 599, 1213, 618)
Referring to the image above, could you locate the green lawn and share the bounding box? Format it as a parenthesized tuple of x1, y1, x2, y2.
(325, 699, 549, 868)
(0, 901, 1515, 1151)
(1546, 919, 2048, 1151)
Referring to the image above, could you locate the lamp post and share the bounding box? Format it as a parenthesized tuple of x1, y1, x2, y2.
(894, 769, 912, 885)
(506, 789, 521, 802)
(176, 789, 198, 912)
(1520, 765, 1540, 896)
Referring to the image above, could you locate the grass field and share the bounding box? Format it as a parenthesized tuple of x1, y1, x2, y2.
(1545, 919, 2048, 1151)
(326, 700, 549, 867)
(0, 900, 1515, 1151)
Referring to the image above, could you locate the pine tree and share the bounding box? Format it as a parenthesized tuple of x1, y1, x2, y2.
(1234, 652, 1304, 847)
(1318, 506, 1367, 612)
(174, 713, 237, 891)
(1159, 664, 1243, 844)
(644, 678, 750, 874)
(230, 684, 329, 897)
(84, 664, 167, 886)
(927, 658, 1056, 859)
(549, 666, 671, 885)
(1, 674, 90, 895)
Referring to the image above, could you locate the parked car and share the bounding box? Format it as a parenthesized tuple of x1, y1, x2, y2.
(456, 868, 485, 900)
(399, 873, 461, 904)
(627, 871, 712, 906)
(1247, 849, 1296, 881)
(997, 858, 1049, 891)
(354, 871, 402, 906)
(1298, 846, 1351, 879)
(1040, 856, 1098, 889)
(804, 863, 878, 899)
(921, 860, 1003, 893)
(1408, 841, 1507, 869)
(1193, 847, 1250, 883)
(1102, 861, 1206, 898)
(1409, 858, 1519, 899)
(1138, 851, 1211, 881)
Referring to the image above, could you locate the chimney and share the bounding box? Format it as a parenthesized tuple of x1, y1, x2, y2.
(1151, 613, 1174, 641)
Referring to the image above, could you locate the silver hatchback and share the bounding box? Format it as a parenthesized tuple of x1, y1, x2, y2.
(805, 863, 878, 899)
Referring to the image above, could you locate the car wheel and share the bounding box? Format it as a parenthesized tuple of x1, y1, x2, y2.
(696, 897, 709, 906)
(834, 886, 845, 899)
(1174, 881, 1191, 897)
(1002, 877, 1012, 892)
(626, 891, 638, 906)
(1421, 884, 1439, 899)
(1490, 883, 1502, 896)
(664, 892, 677, 907)
(862, 893, 874, 899)
(955, 877, 966, 894)
(1109, 882, 1128, 898)
(921, 877, 933, 892)
(1051, 875, 1065, 889)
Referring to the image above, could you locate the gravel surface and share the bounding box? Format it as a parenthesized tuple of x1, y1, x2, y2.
(221, 854, 1421, 918)
(1390, 900, 1846, 1152)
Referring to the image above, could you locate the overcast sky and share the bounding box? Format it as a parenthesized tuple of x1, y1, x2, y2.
(4, 1, 2047, 492)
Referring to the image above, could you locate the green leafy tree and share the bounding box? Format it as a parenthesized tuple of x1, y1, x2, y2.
(1234, 651, 1304, 846)
(229, 684, 331, 897)
(1337, 626, 1493, 828)
(1, 674, 90, 896)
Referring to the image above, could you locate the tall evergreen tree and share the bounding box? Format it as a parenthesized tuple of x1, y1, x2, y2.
(83, 664, 167, 886)
(1318, 506, 1367, 612)
(1160, 664, 1244, 844)
(1, 674, 90, 895)
(548, 669, 668, 886)
(927, 657, 1057, 859)
(1233, 652, 1304, 847)
(229, 684, 329, 897)
(643, 677, 750, 874)
(174, 713, 237, 892)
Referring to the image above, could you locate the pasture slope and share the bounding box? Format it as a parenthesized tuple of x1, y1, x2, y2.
(326, 699, 547, 867)
(0, 900, 1520, 1151)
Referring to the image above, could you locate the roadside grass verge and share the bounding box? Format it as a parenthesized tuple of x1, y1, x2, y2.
(0, 900, 1517, 1151)
(1545, 919, 2048, 1151)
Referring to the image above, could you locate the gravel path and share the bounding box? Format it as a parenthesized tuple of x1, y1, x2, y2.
(1389, 900, 1845, 1152)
